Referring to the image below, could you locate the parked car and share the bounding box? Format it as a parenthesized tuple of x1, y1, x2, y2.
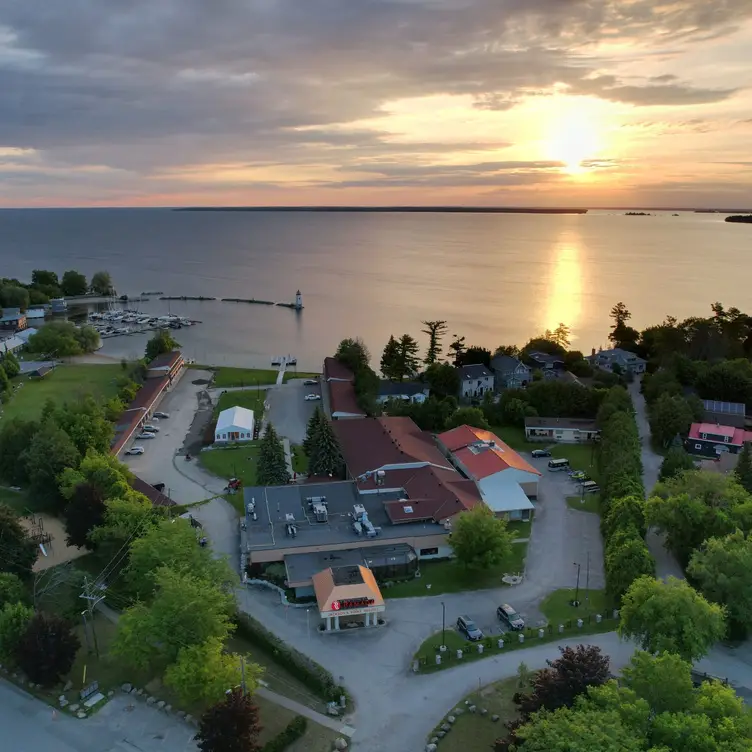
(153, 411, 170, 419)
(126, 446, 145, 455)
(136, 432, 157, 439)
(303, 379, 318, 386)
(570, 470, 588, 481)
(497, 603, 525, 630)
(456, 615, 484, 641)
(152, 482, 166, 492)
(531, 449, 551, 458)
(143, 424, 159, 433)
(304, 394, 321, 401)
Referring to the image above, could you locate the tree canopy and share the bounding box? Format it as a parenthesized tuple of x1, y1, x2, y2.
(424, 362, 460, 397)
(196, 688, 263, 752)
(0, 602, 34, 664)
(648, 393, 694, 448)
(658, 446, 695, 482)
(307, 417, 344, 478)
(619, 575, 726, 661)
(14, 612, 80, 687)
(63, 482, 106, 549)
(445, 406, 489, 430)
(421, 320, 448, 365)
(90, 271, 114, 295)
(0, 573, 25, 610)
(0, 504, 39, 579)
(734, 441, 752, 494)
(450, 505, 515, 571)
(59, 449, 133, 501)
(334, 337, 370, 373)
(145, 328, 180, 361)
(26, 322, 100, 357)
(60, 270, 88, 296)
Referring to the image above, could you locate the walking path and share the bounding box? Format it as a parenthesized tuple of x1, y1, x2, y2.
(282, 437, 294, 477)
(256, 687, 354, 736)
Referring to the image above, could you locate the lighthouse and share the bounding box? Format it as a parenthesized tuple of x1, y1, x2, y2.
(295, 290, 303, 311)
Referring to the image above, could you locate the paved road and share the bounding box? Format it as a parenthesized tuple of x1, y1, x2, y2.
(266, 379, 320, 444)
(0, 680, 196, 752)
(629, 379, 685, 580)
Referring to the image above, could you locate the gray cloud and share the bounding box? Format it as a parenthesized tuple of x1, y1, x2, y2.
(570, 75, 737, 105)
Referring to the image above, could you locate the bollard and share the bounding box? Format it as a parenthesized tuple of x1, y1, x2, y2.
(558, 624, 564, 633)
(596, 614, 602, 623)
(439, 644, 447, 653)
(497, 638, 504, 649)
(435, 654, 442, 666)
(412, 660, 419, 673)
(538, 628, 545, 638)
(518, 633, 525, 643)
(577, 618, 583, 629)
(477, 643, 484, 654)
(456, 649, 463, 659)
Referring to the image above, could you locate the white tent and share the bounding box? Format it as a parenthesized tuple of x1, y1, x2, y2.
(215, 406, 255, 443)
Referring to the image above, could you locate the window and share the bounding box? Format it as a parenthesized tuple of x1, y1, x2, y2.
(420, 547, 439, 556)
(695, 443, 702, 450)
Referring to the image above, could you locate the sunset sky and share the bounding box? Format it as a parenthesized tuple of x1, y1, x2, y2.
(2, 1, 751, 208)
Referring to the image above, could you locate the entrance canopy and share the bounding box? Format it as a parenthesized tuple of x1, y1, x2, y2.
(312, 565, 384, 621)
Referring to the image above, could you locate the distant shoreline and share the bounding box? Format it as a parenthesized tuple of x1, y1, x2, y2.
(172, 206, 589, 215)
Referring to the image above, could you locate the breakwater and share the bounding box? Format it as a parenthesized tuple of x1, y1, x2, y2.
(222, 297, 275, 306)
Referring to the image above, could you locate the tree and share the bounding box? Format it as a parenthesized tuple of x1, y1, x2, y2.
(257, 424, 290, 485)
(659, 446, 695, 482)
(0, 419, 38, 485)
(0, 365, 10, 399)
(195, 688, 262, 752)
(14, 612, 80, 686)
(112, 567, 235, 669)
(449, 505, 514, 570)
(545, 323, 571, 348)
(621, 650, 695, 715)
(31, 270, 59, 288)
(648, 393, 693, 447)
(688, 531, 752, 639)
(22, 419, 80, 512)
(1, 351, 20, 379)
(619, 575, 726, 661)
(421, 320, 448, 365)
(379, 335, 401, 380)
(90, 270, 114, 295)
(308, 418, 344, 478)
(63, 483, 106, 550)
(59, 449, 133, 501)
(89, 491, 160, 551)
(447, 335, 466, 365)
(395, 334, 421, 380)
(445, 406, 489, 430)
(425, 362, 460, 398)
(26, 321, 99, 356)
(54, 396, 114, 456)
(455, 346, 492, 368)
(126, 519, 235, 600)
(734, 442, 752, 494)
(303, 407, 325, 455)
(353, 364, 380, 415)
(60, 270, 88, 296)
(334, 338, 370, 373)
(0, 573, 25, 610)
(103, 395, 126, 421)
(76, 324, 101, 353)
(605, 533, 655, 603)
(610, 302, 632, 327)
(0, 602, 34, 664)
(165, 639, 261, 707)
(515, 645, 611, 720)
(601, 496, 646, 540)
(502, 397, 527, 427)
(0, 504, 39, 579)
(0, 285, 30, 311)
(145, 328, 180, 361)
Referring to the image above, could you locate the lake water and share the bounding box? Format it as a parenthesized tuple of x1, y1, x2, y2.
(0, 209, 748, 370)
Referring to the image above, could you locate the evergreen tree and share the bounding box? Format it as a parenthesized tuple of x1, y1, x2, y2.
(303, 407, 325, 455)
(1, 351, 20, 379)
(421, 320, 448, 365)
(380, 335, 401, 380)
(0, 365, 9, 399)
(734, 442, 752, 494)
(396, 334, 421, 381)
(257, 424, 290, 486)
(309, 418, 344, 478)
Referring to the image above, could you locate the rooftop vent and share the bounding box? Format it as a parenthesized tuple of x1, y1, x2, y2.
(312, 502, 328, 523)
(284, 513, 295, 524)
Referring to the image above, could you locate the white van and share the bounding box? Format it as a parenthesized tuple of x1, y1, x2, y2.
(547, 458, 570, 472)
(581, 481, 600, 494)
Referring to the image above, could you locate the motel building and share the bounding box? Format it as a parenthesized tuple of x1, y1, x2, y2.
(312, 564, 385, 632)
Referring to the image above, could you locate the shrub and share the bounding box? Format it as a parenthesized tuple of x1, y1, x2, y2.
(262, 716, 307, 752)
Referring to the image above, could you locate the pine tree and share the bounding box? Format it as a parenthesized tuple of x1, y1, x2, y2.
(735, 442, 752, 494)
(380, 335, 400, 380)
(257, 424, 290, 486)
(421, 320, 448, 365)
(309, 419, 344, 478)
(396, 334, 421, 381)
(303, 407, 325, 455)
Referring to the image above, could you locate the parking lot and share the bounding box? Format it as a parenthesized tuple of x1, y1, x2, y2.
(265, 376, 321, 444)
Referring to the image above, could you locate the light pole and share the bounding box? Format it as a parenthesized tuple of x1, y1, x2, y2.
(441, 601, 446, 650)
(585, 551, 590, 606)
(572, 562, 581, 607)
(306, 608, 311, 640)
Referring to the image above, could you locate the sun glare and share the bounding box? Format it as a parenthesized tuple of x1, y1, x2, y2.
(548, 108, 602, 175)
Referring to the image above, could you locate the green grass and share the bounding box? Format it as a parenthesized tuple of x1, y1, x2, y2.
(1, 364, 123, 420)
(199, 443, 261, 486)
(206, 367, 319, 388)
(428, 676, 520, 752)
(540, 588, 610, 623)
(488, 424, 538, 451)
(215, 389, 267, 417)
(507, 519, 532, 539)
(385, 544, 527, 598)
(566, 493, 601, 514)
(291, 445, 309, 474)
(550, 444, 599, 481)
(0, 487, 31, 515)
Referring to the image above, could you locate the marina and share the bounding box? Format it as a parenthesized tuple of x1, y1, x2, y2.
(87, 310, 199, 339)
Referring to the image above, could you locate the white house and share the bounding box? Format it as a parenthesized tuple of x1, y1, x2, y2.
(458, 363, 494, 398)
(215, 406, 255, 444)
(524, 417, 600, 444)
(376, 381, 429, 405)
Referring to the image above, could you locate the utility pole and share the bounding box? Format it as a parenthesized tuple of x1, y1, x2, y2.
(585, 551, 590, 606)
(80, 576, 104, 657)
(441, 601, 446, 650)
(572, 562, 581, 607)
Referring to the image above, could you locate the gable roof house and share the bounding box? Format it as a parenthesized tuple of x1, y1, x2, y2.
(491, 355, 531, 391)
(323, 357, 365, 420)
(686, 422, 752, 458)
(587, 348, 646, 374)
(458, 363, 494, 398)
(437, 425, 541, 520)
(376, 381, 429, 405)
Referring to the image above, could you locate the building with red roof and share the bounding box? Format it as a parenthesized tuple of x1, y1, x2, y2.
(687, 422, 752, 458)
(437, 425, 540, 520)
(323, 357, 365, 419)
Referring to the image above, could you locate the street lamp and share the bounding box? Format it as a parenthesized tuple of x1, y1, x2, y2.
(306, 608, 311, 640)
(572, 562, 581, 607)
(441, 601, 446, 650)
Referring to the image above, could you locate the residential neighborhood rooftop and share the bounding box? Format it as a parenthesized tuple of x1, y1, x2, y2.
(524, 417, 599, 430)
(459, 363, 493, 380)
(689, 422, 752, 445)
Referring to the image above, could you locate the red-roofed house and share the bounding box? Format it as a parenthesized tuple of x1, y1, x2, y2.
(687, 422, 752, 457)
(437, 425, 541, 520)
(323, 357, 365, 419)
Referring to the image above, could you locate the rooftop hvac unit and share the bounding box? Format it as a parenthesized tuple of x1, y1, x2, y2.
(364, 520, 377, 537)
(353, 504, 366, 520)
(306, 495, 327, 504)
(285, 513, 295, 524)
(247, 499, 256, 514)
(285, 523, 298, 538)
(312, 502, 328, 523)
(352, 521, 363, 535)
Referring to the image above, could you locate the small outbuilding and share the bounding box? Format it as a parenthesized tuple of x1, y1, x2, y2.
(215, 406, 255, 444)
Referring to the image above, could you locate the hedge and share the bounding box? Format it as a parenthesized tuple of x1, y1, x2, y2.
(234, 611, 346, 702)
(262, 715, 307, 752)
(596, 388, 655, 604)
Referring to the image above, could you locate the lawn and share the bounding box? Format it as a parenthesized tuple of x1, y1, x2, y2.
(215, 389, 267, 417)
(539, 588, 610, 623)
(291, 444, 309, 475)
(566, 493, 601, 514)
(488, 425, 537, 451)
(199, 442, 261, 487)
(1, 364, 123, 420)
(550, 443, 599, 481)
(205, 367, 320, 388)
(0, 486, 31, 515)
(428, 676, 520, 752)
(507, 519, 532, 540)
(385, 544, 527, 599)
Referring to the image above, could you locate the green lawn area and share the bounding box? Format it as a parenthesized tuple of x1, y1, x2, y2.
(205, 366, 319, 388)
(566, 493, 601, 514)
(215, 389, 266, 417)
(540, 588, 611, 623)
(199, 443, 261, 486)
(0, 487, 31, 515)
(550, 443, 599, 481)
(385, 544, 527, 599)
(428, 677, 520, 752)
(1, 364, 122, 420)
(507, 519, 532, 539)
(488, 424, 537, 451)
(291, 445, 309, 474)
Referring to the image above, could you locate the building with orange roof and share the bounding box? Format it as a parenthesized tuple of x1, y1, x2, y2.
(312, 564, 385, 631)
(437, 425, 541, 521)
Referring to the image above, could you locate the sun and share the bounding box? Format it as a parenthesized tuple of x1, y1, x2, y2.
(547, 109, 601, 175)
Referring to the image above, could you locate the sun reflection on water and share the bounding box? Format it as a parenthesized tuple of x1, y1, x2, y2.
(542, 233, 584, 340)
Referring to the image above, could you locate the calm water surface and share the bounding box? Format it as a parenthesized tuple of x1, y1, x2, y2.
(0, 209, 748, 370)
